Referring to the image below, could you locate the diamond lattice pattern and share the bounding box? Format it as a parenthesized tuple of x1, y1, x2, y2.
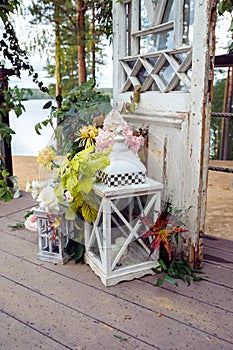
(120, 49, 192, 93)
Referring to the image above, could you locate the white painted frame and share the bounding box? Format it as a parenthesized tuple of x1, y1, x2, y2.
(113, 0, 217, 266)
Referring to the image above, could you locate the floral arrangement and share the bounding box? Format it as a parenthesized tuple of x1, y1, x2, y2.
(139, 202, 204, 287)
(55, 145, 111, 222)
(25, 179, 59, 231)
(25, 109, 147, 229)
(139, 202, 188, 260)
(95, 110, 144, 154)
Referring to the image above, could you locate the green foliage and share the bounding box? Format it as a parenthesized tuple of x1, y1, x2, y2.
(0, 86, 31, 145)
(8, 222, 24, 230)
(0, 168, 20, 202)
(210, 79, 226, 159)
(65, 238, 85, 263)
(35, 79, 112, 153)
(0, 0, 53, 179)
(28, 0, 113, 89)
(121, 86, 141, 114)
(139, 201, 204, 287)
(218, 0, 233, 53)
(0, 2, 49, 93)
(152, 258, 204, 287)
(55, 146, 111, 222)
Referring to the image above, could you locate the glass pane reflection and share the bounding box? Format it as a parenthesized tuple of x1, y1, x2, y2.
(140, 30, 174, 54)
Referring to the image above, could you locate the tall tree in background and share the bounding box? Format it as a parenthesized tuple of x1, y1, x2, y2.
(28, 0, 77, 95)
(27, 0, 113, 93)
(76, 0, 86, 85)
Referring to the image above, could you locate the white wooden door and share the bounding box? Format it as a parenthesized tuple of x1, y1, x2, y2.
(112, 0, 217, 267)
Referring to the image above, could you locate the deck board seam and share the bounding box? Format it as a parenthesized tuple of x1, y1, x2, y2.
(204, 244, 233, 254)
(1, 246, 233, 311)
(1, 274, 161, 350)
(0, 205, 35, 218)
(0, 308, 73, 350)
(203, 259, 233, 271)
(1, 230, 37, 245)
(141, 279, 233, 313)
(1, 270, 233, 347)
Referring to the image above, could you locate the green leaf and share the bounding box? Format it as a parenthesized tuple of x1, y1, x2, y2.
(65, 206, 76, 221)
(184, 265, 192, 275)
(78, 175, 93, 194)
(185, 275, 191, 286)
(24, 210, 34, 220)
(129, 101, 135, 113)
(191, 274, 202, 282)
(133, 85, 141, 103)
(13, 187, 21, 199)
(73, 244, 85, 263)
(164, 275, 178, 287)
(43, 101, 52, 109)
(8, 222, 24, 230)
(158, 258, 168, 271)
(113, 335, 128, 342)
(56, 94, 63, 103)
(1, 169, 10, 178)
(154, 278, 164, 287)
(9, 175, 19, 184)
(35, 123, 42, 135)
(66, 176, 79, 194)
(152, 266, 162, 274)
(81, 202, 98, 222)
(1, 190, 13, 202)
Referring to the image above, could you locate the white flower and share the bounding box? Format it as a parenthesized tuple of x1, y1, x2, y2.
(31, 180, 41, 189)
(37, 185, 59, 214)
(31, 189, 39, 199)
(25, 181, 31, 192)
(103, 109, 127, 130)
(65, 190, 73, 202)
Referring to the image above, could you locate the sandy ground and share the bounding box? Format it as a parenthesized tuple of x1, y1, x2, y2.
(12, 156, 233, 240)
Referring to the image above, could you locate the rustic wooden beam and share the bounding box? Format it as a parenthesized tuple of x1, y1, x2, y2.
(214, 54, 233, 67)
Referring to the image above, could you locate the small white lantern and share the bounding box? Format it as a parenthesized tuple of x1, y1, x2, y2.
(35, 206, 74, 264)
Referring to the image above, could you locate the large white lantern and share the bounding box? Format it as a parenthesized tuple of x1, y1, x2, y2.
(85, 125, 163, 286)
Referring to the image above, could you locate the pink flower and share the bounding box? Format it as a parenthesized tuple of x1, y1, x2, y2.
(24, 214, 37, 232)
(95, 110, 143, 154)
(95, 128, 116, 151)
(126, 135, 143, 153)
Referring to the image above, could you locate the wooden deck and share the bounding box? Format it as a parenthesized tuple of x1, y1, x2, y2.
(1, 192, 233, 350)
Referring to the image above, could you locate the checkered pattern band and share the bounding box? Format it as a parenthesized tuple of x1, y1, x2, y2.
(97, 171, 146, 187)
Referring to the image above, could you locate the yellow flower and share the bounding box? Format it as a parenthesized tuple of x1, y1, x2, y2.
(37, 147, 58, 170)
(75, 124, 98, 148)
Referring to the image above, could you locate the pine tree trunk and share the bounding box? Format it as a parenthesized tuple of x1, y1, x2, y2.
(76, 0, 87, 85)
(91, 2, 96, 85)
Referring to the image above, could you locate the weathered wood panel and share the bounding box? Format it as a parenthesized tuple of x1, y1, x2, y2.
(113, 0, 218, 267)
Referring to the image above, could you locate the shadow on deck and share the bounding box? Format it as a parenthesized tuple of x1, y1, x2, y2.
(1, 192, 232, 350)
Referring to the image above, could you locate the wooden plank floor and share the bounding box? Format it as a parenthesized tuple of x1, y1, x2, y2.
(1, 192, 233, 350)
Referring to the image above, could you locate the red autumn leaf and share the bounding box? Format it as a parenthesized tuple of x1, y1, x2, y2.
(139, 202, 188, 260)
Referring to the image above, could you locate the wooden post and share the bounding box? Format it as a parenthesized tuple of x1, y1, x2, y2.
(220, 67, 233, 160)
(0, 63, 14, 178)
